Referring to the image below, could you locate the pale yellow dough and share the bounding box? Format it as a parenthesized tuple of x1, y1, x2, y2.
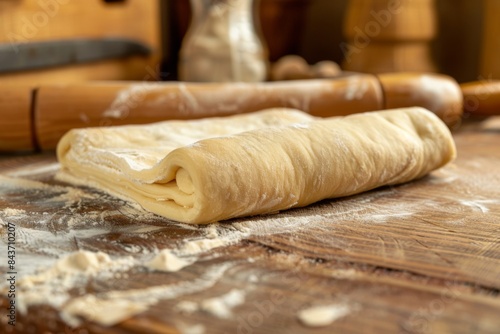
(57, 107, 456, 224)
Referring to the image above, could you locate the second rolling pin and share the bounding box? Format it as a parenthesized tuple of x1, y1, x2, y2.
(1, 72, 462, 151)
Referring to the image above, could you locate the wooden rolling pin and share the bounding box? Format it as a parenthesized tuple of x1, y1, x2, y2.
(0, 73, 468, 152)
(461, 81, 500, 117)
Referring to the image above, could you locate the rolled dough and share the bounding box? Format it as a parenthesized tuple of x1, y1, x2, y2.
(57, 107, 456, 224)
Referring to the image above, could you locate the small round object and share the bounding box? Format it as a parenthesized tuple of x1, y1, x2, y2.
(311, 60, 342, 78)
(271, 55, 311, 81)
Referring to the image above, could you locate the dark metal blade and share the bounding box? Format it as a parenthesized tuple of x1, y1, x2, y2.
(0, 38, 151, 73)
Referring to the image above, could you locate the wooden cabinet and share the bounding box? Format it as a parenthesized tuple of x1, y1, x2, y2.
(481, 0, 500, 79)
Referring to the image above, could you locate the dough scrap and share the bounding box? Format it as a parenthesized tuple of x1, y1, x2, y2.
(297, 304, 351, 327)
(57, 107, 456, 224)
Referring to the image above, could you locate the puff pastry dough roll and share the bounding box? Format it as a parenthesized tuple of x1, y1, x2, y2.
(57, 107, 456, 224)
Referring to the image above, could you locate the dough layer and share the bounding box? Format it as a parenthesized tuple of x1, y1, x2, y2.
(57, 107, 456, 224)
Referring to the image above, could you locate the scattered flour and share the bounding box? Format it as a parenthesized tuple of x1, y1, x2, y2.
(13, 250, 136, 315)
(179, 238, 231, 255)
(60, 262, 233, 326)
(177, 323, 206, 334)
(175, 289, 246, 320)
(458, 199, 500, 213)
(297, 304, 352, 327)
(146, 249, 197, 272)
(61, 295, 149, 327)
(205, 224, 219, 239)
(248, 274, 259, 283)
(1, 208, 26, 216)
(176, 300, 200, 314)
(54, 250, 112, 274)
(200, 289, 246, 319)
(8, 247, 236, 327)
(18, 250, 125, 287)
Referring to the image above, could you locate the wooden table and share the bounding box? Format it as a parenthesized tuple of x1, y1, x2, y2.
(1, 118, 499, 334)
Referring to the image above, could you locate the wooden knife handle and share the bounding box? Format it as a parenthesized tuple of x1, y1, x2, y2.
(461, 81, 500, 116)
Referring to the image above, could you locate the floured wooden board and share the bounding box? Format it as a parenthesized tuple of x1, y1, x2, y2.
(1, 119, 500, 334)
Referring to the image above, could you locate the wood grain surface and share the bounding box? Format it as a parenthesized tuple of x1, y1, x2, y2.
(0, 118, 499, 334)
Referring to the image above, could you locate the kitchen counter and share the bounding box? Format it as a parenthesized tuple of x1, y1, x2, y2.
(1, 117, 499, 334)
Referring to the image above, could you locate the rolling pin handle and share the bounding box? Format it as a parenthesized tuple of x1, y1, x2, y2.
(461, 81, 500, 117)
(378, 73, 463, 128)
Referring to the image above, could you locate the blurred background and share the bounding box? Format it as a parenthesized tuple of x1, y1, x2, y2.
(0, 0, 497, 84)
(164, 0, 489, 83)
